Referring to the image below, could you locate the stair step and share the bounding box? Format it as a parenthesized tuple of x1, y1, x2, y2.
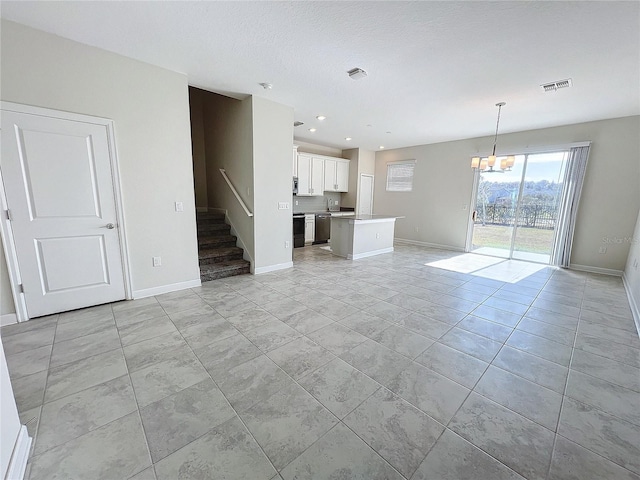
(198, 247, 244, 265)
(198, 235, 237, 249)
(200, 259, 250, 281)
(197, 223, 231, 235)
(196, 212, 225, 221)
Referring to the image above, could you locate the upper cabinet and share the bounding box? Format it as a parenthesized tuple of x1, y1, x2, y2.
(297, 153, 324, 196)
(324, 158, 350, 192)
(296, 152, 349, 195)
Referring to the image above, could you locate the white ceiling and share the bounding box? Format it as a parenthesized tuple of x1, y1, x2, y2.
(2, 1, 639, 151)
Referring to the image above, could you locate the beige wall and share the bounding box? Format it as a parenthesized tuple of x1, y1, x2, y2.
(375, 116, 640, 272)
(252, 96, 295, 271)
(624, 209, 640, 321)
(1, 20, 200, 308)
(342, 148, 359, 209)
(198, 90, 255, 263)
(189, 88, 208, 209)
(341, 148, 376, 212)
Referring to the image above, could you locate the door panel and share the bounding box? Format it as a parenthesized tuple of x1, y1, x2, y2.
(1, 109, 125, 318)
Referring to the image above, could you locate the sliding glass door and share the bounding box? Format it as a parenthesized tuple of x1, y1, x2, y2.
(470, 151, 568, 264)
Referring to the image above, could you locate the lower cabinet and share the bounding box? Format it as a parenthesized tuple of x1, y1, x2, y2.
(305, 214, 315, 243)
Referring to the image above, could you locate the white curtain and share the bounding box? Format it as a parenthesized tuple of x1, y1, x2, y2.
(551, 145, 591, 267)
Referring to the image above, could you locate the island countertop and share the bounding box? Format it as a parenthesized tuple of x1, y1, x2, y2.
(329, 214, 404, 223)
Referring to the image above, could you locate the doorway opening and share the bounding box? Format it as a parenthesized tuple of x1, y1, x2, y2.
(469, 151, 568, 264)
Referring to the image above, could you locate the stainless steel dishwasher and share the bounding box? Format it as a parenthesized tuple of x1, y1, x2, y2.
(313, 213, 331, 244)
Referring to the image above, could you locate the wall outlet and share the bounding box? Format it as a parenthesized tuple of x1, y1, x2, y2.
(278, 202, 290, 210)
(285, 240, 290, 248)
(153, 256, 162, 267)
(376, 233, 380, 239)
(295, 200, 299, 206)
(174, 201, 184, 212)
(598, 246, 607, 254)
(334, 200, 339, 205)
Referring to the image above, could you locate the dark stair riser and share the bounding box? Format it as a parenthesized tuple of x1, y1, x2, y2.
(198, 250, 244, 265)
(198, 235, 238, 249)
(196, 213, 226, 222)
(200, 263, 250, 281)
(197, 224, 231, 235)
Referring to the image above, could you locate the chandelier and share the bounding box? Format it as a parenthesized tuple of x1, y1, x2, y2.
(471, 102, 515, 172)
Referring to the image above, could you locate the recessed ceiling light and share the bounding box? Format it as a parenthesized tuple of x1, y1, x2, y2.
(309, 128, 317, 132)
(316, 115, 326, 121)
(258, 82, 273, 90)
(379, 146, 385, 149)
(345, 137, 352, 141)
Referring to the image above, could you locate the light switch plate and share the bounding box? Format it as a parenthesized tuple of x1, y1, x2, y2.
(175, 202, 184, 212)
(278, 202, 290, 210)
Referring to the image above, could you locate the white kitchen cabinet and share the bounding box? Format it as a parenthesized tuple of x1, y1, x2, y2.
(297, 154, 324, 196)
(323, 158, 350, 192)
(305, 214, 315, 243)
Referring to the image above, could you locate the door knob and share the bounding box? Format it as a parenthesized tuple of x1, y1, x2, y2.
(106, 223, 115, 229)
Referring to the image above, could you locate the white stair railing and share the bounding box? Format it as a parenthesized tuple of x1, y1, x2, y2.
(219, 169, 253, 217)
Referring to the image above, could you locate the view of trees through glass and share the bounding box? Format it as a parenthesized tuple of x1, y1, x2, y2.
(471, 152, 568, 263)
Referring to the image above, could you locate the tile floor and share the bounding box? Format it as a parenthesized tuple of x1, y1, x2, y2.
(2, 244, 639, 480)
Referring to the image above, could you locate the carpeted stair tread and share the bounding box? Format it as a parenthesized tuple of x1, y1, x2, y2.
(200, 259, 250, 281)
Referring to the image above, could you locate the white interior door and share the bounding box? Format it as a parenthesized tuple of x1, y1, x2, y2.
(358, 174, 374, 215)
(1, 109, 126, 318)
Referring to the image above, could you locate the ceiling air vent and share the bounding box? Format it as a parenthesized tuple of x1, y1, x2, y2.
(541, 78, 573, 92)
(294, 121, 304, 127)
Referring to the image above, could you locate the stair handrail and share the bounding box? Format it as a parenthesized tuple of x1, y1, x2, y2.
(219, 169, 253, 217)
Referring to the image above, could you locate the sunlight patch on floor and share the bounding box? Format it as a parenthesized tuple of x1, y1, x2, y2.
(425, 253, 505, 274)
(426, 253, 551, 283)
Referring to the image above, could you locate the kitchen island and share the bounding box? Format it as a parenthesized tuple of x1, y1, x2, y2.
(330, 215, 402, 260)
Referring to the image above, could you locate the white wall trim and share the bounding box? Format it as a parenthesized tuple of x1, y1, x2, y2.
(254, 261, 294, 275)
(622, 272, 640, 337)
(348, 247, 394, 260)
(132, 279, 201, 299)
(568, 264, 623, 277)
(394, 238, 466, 252)
(0, 313, 17, 327)
(5, 425, 31, 480)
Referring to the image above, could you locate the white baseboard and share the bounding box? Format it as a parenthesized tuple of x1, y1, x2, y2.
(6, 425, 31, 480)
(569, 264, 623, 276)
(622, 272, 640, 337)
(254, 261, 294, 275)
(1, 312, 18, 327)
(394, 238, 465, 252)
(132, 279, 202, 299)
(348, 247, 394, 260)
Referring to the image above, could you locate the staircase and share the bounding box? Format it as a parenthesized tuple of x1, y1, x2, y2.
(197, 211, 251, 281)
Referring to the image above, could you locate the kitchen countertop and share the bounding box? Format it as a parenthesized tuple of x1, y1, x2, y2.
(330, 214, 403, 222)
